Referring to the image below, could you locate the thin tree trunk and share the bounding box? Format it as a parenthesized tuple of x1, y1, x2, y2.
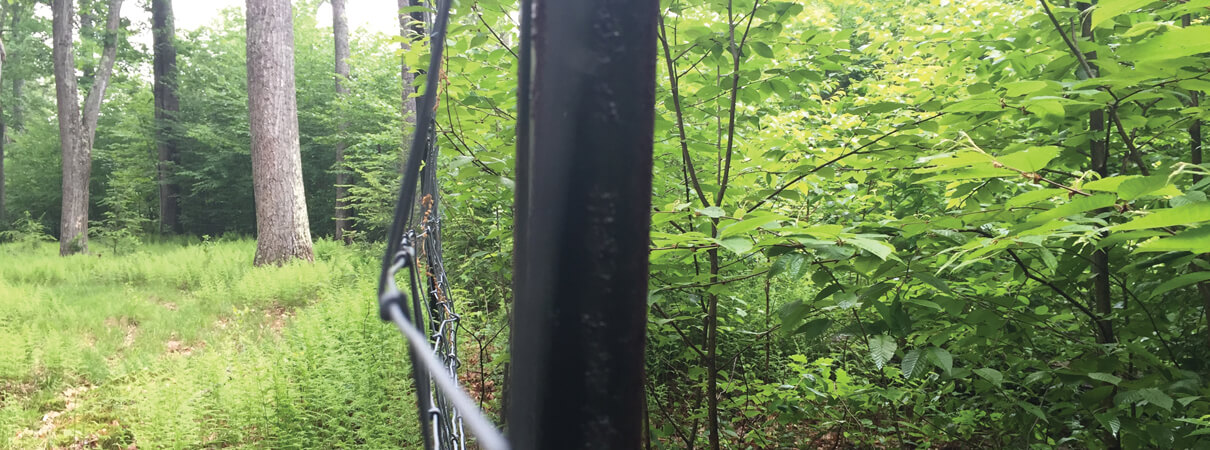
(0, 14, 6, 225)
(1175, 13, 1210, 349)
(246, 0, 314, 266)
(332, 0, 351, 243)
(10, 6, 21, 130)
(52, 0, 123, 255)
(1073, 2, 1114, 346)
(1078, 5, 1120, 449)
(399, 0, 420, 159)
(705, 244, 720, 450)
(153, 0, 181, 234)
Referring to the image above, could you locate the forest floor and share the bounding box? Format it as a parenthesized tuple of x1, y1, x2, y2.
(0, 239, 420, 449)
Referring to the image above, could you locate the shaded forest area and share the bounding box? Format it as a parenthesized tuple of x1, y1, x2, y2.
(1, 0, 1210, 448)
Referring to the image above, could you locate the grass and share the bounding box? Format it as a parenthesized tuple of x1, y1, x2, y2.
(0, 238, 420, 448)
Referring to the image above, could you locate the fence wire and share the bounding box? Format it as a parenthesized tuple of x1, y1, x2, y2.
(418, 145, 467, 450)
(375, 0, 508, 448)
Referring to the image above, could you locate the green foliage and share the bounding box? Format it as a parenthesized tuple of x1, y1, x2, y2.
(0, 239, 418, 448)
(0, 211, 54, 248)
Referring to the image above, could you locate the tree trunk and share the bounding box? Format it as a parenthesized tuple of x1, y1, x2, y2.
(1077, 2, 1114, 346)
(399, 0, 419, 159)
(52, 0, 124, 255)
(10, 7, 22, 130)
(0, 20, 6, 225)
(1178, 14, 1210, 349)
(705, 244, 720, 450)
(1077, 5, 1120, 449)
(332, 0, 351, 243)
(153, 0, 181, 234)
(246, 0, 314, 266)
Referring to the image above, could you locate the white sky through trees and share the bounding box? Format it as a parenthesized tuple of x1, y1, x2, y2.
(171, 0, 397, 33)
(121, 1, 398, 47)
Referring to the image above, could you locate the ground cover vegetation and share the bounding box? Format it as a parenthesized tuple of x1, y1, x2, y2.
(1, 0, 1209, 448)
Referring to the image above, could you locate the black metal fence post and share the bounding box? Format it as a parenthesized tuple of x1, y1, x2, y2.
(508, 0, 658, 448)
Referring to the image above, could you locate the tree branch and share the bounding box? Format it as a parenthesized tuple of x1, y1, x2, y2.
(81, 0, 124, 143)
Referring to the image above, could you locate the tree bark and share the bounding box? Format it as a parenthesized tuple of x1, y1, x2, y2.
(153, 0, 181, 234)
(52, 0, 124, 255)
(1077, 6, 1120, 450)
(399, 0, 419, 159)
(332, 0, 351, 243)
(0, 14, 6, 225)
(1073, 2, 1115, 346)
(246, 0, 314, 266)
(1178, 14, 1210, 349)
(10, 8, 22, 130)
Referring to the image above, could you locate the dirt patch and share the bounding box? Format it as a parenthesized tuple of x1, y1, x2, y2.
(103, 317, 139, 349)
(263, 305, 293, 336)
(165, 335, 206, 357)
(462, 348, 498, 405)
(0, 379, 38, 403)
(148, 295, 178, 311)
(14, 385, 92, 441)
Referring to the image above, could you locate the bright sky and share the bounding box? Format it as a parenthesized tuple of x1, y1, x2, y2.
(126, 1, 399, 47)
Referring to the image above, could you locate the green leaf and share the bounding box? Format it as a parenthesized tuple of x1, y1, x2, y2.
(779, 301, 812, 335)
(926, 346, 953, 375)
(868, 335, 897, 370)
(1088, 372, 1123, 386)
(901, 349, 923, 379)
(1122, 21, 1161, 38)
(847, 238, 895, 260)
(1003, 80, 1052, 97)
(1138, 388, 1174, 411)
(750, 41, 774, 58)
(1083, 175, 1139, 192)
(1091, 0, 1154, 29)
(1095, 413, 1122, 437)
(1024, 99, 1064, 121)
(1149, 272, 1210, 300)
(916, 166, 1014, 183)
(913, 271, 954, 295)
(1017, 401, 1047, 422)
(1021, 194, 1117, 228)
(696, 206, 726, 218)
(1110, 203, 1210, 231)
(1007, 189, 1063, 208)
(858, 282, 895, 306)
(721, 213, 782, 238)
(974, 368, 1003, 387)
(996, 146, 1061, 173)
(1118, 25, 1210, 62)
(789, 318, 831, 340)
(1135, 226, 1210, 254)
(769, 253, 810, 280)
(1117, 174, 1176, 201)
(718, 237, 754, 255)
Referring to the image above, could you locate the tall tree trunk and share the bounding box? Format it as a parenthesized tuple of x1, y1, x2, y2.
(399, 0, 419, 158)
(1178, 13, 1210, 349)
(246, 0, 314, 266)
(705, 244, 720, 450)
(332, 0, 351, 243)
(10, 7, 22, 130)
(1078, 5, 1120, 449)
(1075, 1, 1115, 346)
(0, 15, 6, 225)
(52, 0, 123, 255)
(152, 0, 181, 234)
